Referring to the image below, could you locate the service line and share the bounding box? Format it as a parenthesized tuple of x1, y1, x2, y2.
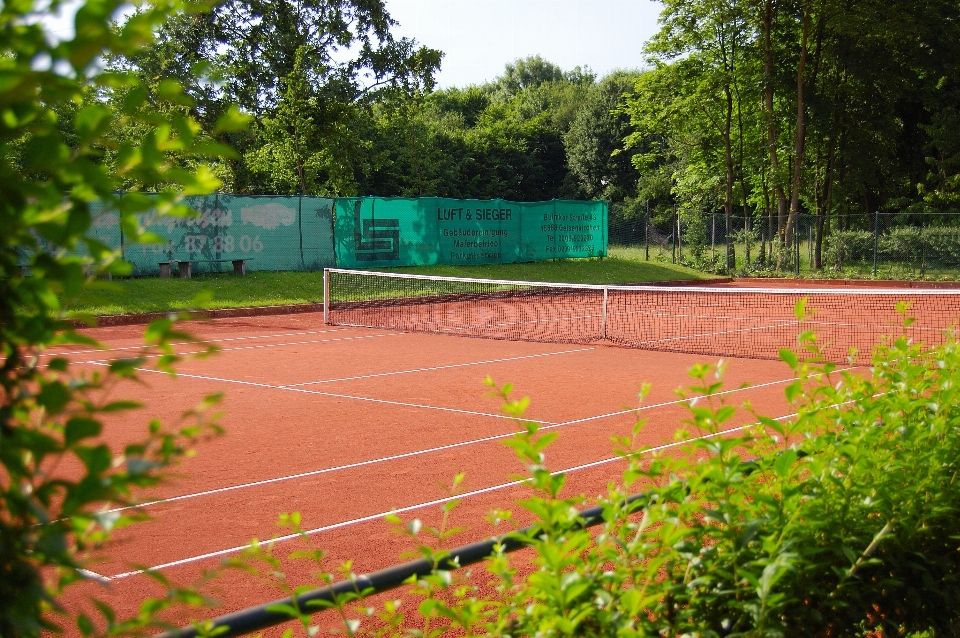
(282, 347, 595, 387)
(86, 363, 556, 424)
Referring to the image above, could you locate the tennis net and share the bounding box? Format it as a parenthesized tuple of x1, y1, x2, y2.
(323, 268, 960, 361)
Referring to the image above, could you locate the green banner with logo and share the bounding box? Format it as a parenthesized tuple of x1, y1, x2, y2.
(334, 197, 607, 268)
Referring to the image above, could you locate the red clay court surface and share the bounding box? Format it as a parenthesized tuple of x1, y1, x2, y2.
(52, 309, 873, 634)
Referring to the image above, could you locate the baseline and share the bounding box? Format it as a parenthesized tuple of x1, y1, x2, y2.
(80, 333, 399, 364)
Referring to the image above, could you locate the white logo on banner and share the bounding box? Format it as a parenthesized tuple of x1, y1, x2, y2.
(240, 203, 297, 230)
(140, 206, 233, 232)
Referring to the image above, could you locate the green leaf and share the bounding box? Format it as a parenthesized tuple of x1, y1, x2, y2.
(65, 417, 102, 446)
(213, 104, 252, 133)
(101, 400, 142, 412)
(74, 104, 113, 144)
(773, 449, 798, 478)
(77, 613, 94, 636)
(779, 349, 799, 368)
(37, 381, 72, 415)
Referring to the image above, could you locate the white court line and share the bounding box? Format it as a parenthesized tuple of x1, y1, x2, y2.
(39, 329, 348, 358)
(95, 366, 859, 517)
(282, 347, 595, 387)
(79, 333, 398, 364)
(106, 414, 788, 580)
(78, 569, 111, 585)
(86, 364, 552, 424)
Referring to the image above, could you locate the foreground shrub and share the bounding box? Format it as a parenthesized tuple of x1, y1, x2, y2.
(0, 0, 239, 633)
(228, 307, 960, 637)
(478, 319, 960, 636)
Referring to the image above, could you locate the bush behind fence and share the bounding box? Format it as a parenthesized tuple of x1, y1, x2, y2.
(609, 203, 960, 279)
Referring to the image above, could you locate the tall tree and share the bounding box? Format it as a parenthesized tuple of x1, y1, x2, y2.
(116, 0, 441, 194)
(565, 71, 642, 201)
(645, 0, 752, 269)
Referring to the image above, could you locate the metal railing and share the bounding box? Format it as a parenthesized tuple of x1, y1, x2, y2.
(157, 493, 649, 638)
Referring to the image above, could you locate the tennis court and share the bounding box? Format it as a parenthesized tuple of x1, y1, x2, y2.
(53, 273, 960, 634)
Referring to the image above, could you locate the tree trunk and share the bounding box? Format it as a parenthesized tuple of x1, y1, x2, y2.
(785, 0, 812, 254)
(294, 125, 307, 195)
(724, 84, 735, 271)
(736, 80, 750, 267)
(762, 0, 788, 256)
(817, 98, 839, 270)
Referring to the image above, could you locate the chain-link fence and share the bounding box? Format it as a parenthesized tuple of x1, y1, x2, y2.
(610, 203, 960, 280)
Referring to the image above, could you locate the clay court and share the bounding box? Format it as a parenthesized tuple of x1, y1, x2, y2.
(50, 276, 960, 634)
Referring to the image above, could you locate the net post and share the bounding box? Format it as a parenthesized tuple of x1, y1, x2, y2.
(323, 268, 330, 324)
(602, 286, 608, 339)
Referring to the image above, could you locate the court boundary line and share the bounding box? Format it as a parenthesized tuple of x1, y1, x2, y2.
(87, 364, 558, 424)
(94, 366, 860, 517)
(39, 328, 350, 358)
(106, 412, 792, 580)
(80, 333, 399, 364)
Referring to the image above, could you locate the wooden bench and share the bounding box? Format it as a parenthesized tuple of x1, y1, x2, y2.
(158, 259, 250, 278)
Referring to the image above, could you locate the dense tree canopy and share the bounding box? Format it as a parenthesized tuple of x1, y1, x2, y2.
(626, 0, 960, 269)
(108, 1, 641, 202)
(88, 0, 960, 274)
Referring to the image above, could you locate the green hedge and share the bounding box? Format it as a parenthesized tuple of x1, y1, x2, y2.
(826, 226, 960, 268)
(823, 229, 874, 268)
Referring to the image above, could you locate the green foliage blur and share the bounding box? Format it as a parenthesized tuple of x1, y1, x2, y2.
(0, 0, 239, 634)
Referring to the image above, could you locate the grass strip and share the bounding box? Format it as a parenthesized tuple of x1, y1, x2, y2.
(65, 247, 713, 317)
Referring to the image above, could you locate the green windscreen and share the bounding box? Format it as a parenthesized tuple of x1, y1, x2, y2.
(118, 195, 336, 275)
(334, 197, 607, 268)
(60, 196, 604, 274)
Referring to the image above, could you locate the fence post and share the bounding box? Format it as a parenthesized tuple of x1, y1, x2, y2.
(677, 211, 682, 262)
(711, 212, 716, 263)
(644, 200, 649, 261)
(725, 214, 730, 272)
(795, 222, 800, 277)
(873, 210, 879, 278)
(672, 207, 677, 264)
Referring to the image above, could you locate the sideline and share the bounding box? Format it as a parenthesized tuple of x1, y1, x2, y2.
(39, 328, 348, 358)
(65, 302, 326, 328)
(106, 412, 787, 580)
